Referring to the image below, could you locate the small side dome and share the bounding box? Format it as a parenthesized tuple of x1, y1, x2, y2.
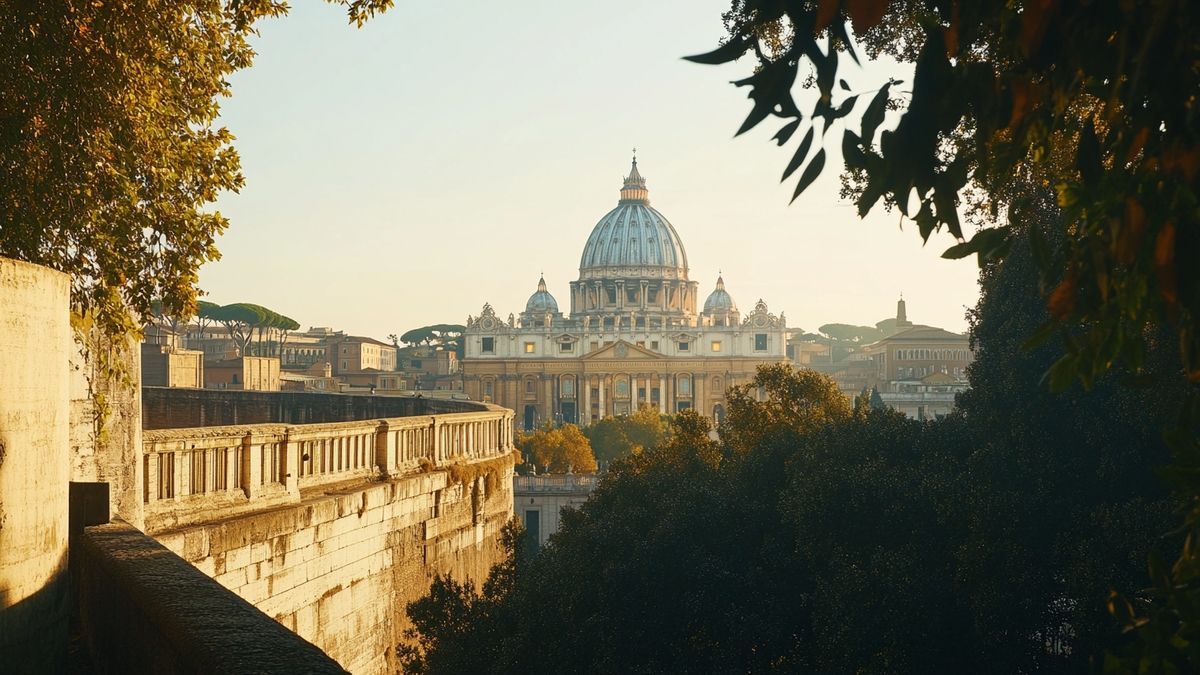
(703, 275, 737, 313)
(525, 276, 559, 314)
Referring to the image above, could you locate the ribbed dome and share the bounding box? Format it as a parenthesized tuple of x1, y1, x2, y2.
(578, 158, 688, 277)
(703, 276, 737, 312)
(525, 276, 558, 314)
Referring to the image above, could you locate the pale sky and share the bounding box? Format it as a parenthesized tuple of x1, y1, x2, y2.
(199, 0, 981, 340)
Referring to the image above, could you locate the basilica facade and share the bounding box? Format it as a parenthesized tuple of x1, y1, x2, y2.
(462, 158, 788, 430)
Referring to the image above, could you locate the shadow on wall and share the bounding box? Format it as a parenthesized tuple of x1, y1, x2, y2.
(0, 552, 68, 673)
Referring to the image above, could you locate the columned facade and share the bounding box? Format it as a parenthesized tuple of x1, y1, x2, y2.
(462, 158, 788, 429)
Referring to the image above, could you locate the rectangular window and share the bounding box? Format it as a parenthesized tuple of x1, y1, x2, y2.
(711, 340, 722, 352)
(627, 289, 638, 303)
(481, 337, 495, 353)
(606, 288, 617, 304)
(754, 333, 768, 351)
(651, 341, 659, 350)
(524, 342, 536, 353)
(590, 341, 599, 351)
(678, 341, 690, 351)
(559, 342, 573, 352)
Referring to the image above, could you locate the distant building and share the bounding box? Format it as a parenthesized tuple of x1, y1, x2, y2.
(463, 157, 790, 430)
(793, 297, 973, 419)
(514, 472, 598, 550)
(204, 356, 281, 391)
(328, 335, 397, 375)
(140, 324, 204, 388)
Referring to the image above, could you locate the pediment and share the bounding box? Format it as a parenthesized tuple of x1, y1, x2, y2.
(582, 339, 660, 360)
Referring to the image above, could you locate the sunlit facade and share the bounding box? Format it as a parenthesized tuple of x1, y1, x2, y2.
(462, 158, 789, 429)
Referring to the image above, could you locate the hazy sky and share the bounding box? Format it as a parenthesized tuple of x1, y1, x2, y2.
(200, 0, 981, 340)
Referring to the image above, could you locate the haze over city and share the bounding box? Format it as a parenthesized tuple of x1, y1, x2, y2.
(200, 0, 981, 338)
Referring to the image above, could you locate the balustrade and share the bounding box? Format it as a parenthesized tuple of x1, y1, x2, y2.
(142, 406, 515, 531)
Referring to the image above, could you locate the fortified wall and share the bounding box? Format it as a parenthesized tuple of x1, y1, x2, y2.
(0, 256, 517, 673)
(141, 394, 516, 673)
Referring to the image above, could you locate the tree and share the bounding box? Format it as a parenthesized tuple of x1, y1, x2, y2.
(400, 323, 467, 358)
(515, 424, 597, 474)
(1, 0, 395, 343)
(399, 249, 1180, 670)
(694, 2, 1200, 658)
(817, 322, 881, 343)
(210, 303, 264, 357)
(695, 1, 1198, 387)
(583, 406, 671, 464)
(722, 362, 851, 453)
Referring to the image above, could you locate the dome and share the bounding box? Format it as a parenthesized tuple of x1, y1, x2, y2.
(703, 276, 737, 313)
(578, 157, 689, 279)
(525, 276, 558, 314)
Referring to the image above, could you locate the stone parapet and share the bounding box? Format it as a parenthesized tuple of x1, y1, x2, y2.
(76, 519, 346, 674)
(142, 407, 515, 534)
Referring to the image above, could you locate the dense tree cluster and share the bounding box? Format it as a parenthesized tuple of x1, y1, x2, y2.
(395, 324, 466, 358)
(515, 424, 597, 475)
(583, 406, 673, 465)
(399, 236, 1183, 673)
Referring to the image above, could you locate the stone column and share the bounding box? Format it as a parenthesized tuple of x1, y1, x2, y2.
(597, 376, 606, 419)
(658, 375, 666, 414)
(665, 374, 674, 414)
(582, 375, 591, 423)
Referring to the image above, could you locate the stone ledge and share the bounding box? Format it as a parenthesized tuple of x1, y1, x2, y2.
(77, 519, 347, 674)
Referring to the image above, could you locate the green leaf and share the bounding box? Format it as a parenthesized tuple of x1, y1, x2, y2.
(782, 126, 815, 181)
(790, 148, 826, 203)
(772, 119, 802, 146)
(861, 82, 891, 145)
(1043, 354, 1079, 392)
(941, 228, 1009, 260)
(683, 36, 752, 65)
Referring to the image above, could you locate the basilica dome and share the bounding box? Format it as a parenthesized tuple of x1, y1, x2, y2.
(525, 275, 559, 314)
(703, 276, 737, 313)
(578, 158, 689, 280)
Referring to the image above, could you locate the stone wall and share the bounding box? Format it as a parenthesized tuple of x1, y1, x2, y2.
(70, 323, 144, 528)
(0, 258, 71, 672)
(142, 387, 482, 429)
(153, 460, 514, 673)
(77, 519, 346, 674)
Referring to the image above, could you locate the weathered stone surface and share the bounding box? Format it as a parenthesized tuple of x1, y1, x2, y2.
(154, 458, 515, 674)
(78, 519, 346, 674)
(70, 317, 144, 529)
(0, 258, 70, 673)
